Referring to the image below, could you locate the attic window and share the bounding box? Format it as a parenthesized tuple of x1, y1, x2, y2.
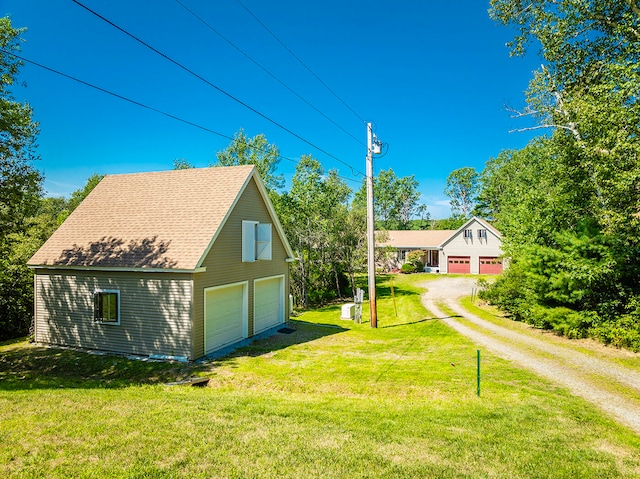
(242, 221, 272, 262)
(463, 229, 472, 239)
(94, 290, 120, 324)
(478, 229, 487, 239)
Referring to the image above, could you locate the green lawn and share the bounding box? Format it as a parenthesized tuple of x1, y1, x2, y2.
(1, 273, 639, 478)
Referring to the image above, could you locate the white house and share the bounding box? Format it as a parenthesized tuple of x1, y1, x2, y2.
(377, 217, 504, 274)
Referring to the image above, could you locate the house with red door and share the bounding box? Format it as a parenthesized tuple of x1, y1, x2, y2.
(377, 217, 504, 274)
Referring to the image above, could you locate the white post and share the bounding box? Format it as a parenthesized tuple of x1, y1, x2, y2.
(366, 122, 377, 328)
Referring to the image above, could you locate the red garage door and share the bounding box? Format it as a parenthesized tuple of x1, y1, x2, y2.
(479, 257, 503, 274)
(448, 256, 470, 274)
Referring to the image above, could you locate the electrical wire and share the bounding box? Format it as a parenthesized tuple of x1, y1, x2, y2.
(71, 0, 363, 178)
(2, 49, 361, 186)
(174, 0, 364, 148)
(235, 0, 366, 125)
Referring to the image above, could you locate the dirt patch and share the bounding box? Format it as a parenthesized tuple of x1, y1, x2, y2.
(421, 276, 480, 300)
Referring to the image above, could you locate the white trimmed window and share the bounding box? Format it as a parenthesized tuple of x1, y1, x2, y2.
(478, 229, 487, 239)
(463, 229, 472, 239)
(242, 221, 272, 262)
(94, 290, 120, 324)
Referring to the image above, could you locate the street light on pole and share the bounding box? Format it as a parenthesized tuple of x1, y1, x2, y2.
(366, 122, 383, 328)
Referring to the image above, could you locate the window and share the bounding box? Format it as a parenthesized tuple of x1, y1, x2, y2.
(94, 290, 120, 324)
(478, 229, 487, 239)
(463, 229, 472, 239)
(242, 221, 272, 262)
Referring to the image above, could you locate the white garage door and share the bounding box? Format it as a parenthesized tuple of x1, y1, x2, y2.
(254, 276, 284, 334)
(205, 283, 247, 354)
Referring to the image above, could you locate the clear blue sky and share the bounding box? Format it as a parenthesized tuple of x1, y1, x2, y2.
(3, 0, 540, 218)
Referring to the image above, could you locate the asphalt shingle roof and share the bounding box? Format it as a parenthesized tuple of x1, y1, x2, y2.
(29, 166, 256, 270)
(377, 230, 456, 248)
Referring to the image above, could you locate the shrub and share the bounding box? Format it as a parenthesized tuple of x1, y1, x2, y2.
(401, 263, 417, 274)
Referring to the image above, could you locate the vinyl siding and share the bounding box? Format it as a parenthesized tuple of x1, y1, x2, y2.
(193, 178, 290, 359)
(34, 269, 194, 359)
(441, 219, 503, 274)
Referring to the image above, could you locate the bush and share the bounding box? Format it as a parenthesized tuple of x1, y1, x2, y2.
(590, 313, 640, 352)
(401, 263, 417, 274)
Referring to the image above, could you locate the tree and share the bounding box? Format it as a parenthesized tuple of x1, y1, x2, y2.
(0, 18, 41, 244)
(444, 167, 478, 219)
(214, 129, 284, 192)
(277, 156, 356, 307)
(478, 1, 640, 349)
(173, 158, 194, 170)
(67, 173, 103, 213)
(0, 18, 43, 340)
(354, 168, 421, 230)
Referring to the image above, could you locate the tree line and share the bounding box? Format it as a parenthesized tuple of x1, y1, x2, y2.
(0, 13, 442, 340)
(471, 0, 640, 351)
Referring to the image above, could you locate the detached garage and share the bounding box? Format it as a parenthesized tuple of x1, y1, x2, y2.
(29, 166, 295, 360)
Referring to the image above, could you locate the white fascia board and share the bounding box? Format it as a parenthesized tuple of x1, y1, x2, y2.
(28, 264, 206, 274)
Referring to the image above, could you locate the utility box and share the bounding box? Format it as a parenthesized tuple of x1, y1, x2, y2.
(341, 303, 356, 320)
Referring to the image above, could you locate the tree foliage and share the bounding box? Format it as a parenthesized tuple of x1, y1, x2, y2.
(354, 168, 421, 230)
(444, 167, 478, 220)
(214, 129, 284, 192)
(480, 1, 640, 350)
(275, 156, 363, 308)
(0, 18, 44, 340)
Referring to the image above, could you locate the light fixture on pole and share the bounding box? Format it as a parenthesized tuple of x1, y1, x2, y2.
(366, 122, 383, 328)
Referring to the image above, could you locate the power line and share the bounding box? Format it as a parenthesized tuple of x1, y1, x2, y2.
(235, 0, 366, 124)
(3, 49, 233, 142)
(71, 0, 363, 178)
(2, 49, 362, 186)
(174, 0, 364, 148)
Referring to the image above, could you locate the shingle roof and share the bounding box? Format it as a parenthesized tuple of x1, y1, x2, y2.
(377, 230, 456, 248)
(29, 166, 262, 270)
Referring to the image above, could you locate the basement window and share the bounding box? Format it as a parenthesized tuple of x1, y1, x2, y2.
(94, 290, 120, 324)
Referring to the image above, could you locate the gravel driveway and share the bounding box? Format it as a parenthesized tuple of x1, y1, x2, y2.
(421, 276, 640, 434)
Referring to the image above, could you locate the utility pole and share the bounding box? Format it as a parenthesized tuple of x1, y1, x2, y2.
(366, 122, 382, 328)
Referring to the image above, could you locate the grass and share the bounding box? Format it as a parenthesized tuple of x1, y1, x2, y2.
(460, 296, 640, 374)
(1, 273, 639, 478)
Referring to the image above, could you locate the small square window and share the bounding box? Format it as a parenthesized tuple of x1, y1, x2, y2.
(463, 229, 472, 239)
(94, 290, 120, 324)
(478, 229, 487, 239)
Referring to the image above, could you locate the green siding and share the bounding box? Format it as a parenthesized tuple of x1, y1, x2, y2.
(34, 269, 194, 359)
(193, 177, 290, 359)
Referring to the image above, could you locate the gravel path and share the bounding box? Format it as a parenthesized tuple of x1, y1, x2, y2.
(421, 276, 640, 434)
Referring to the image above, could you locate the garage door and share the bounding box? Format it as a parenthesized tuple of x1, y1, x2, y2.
(448, 256, 471, 274)
(205, 283, 247, 354)
(479, 257, 503, 274)
(254, 276, 284, 334)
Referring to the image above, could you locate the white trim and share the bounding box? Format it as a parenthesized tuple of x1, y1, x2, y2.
(195, 168, 294, 268)
(253, 275, 285, 335)
(93, 289, 121, 325)
(29, 265, 206, 274)
(203, 281, 248, 354)
(439, 217, 501, 248)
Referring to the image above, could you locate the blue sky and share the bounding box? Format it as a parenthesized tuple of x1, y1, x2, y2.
(3, 0, 540, 218)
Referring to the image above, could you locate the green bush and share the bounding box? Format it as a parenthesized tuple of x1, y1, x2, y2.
(589, 314, 640, 352)
(401, 263, 417, 274)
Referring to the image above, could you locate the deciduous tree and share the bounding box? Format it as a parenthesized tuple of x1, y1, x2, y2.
(0, 18, 42, 340)
(214, 129, 284, 192)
